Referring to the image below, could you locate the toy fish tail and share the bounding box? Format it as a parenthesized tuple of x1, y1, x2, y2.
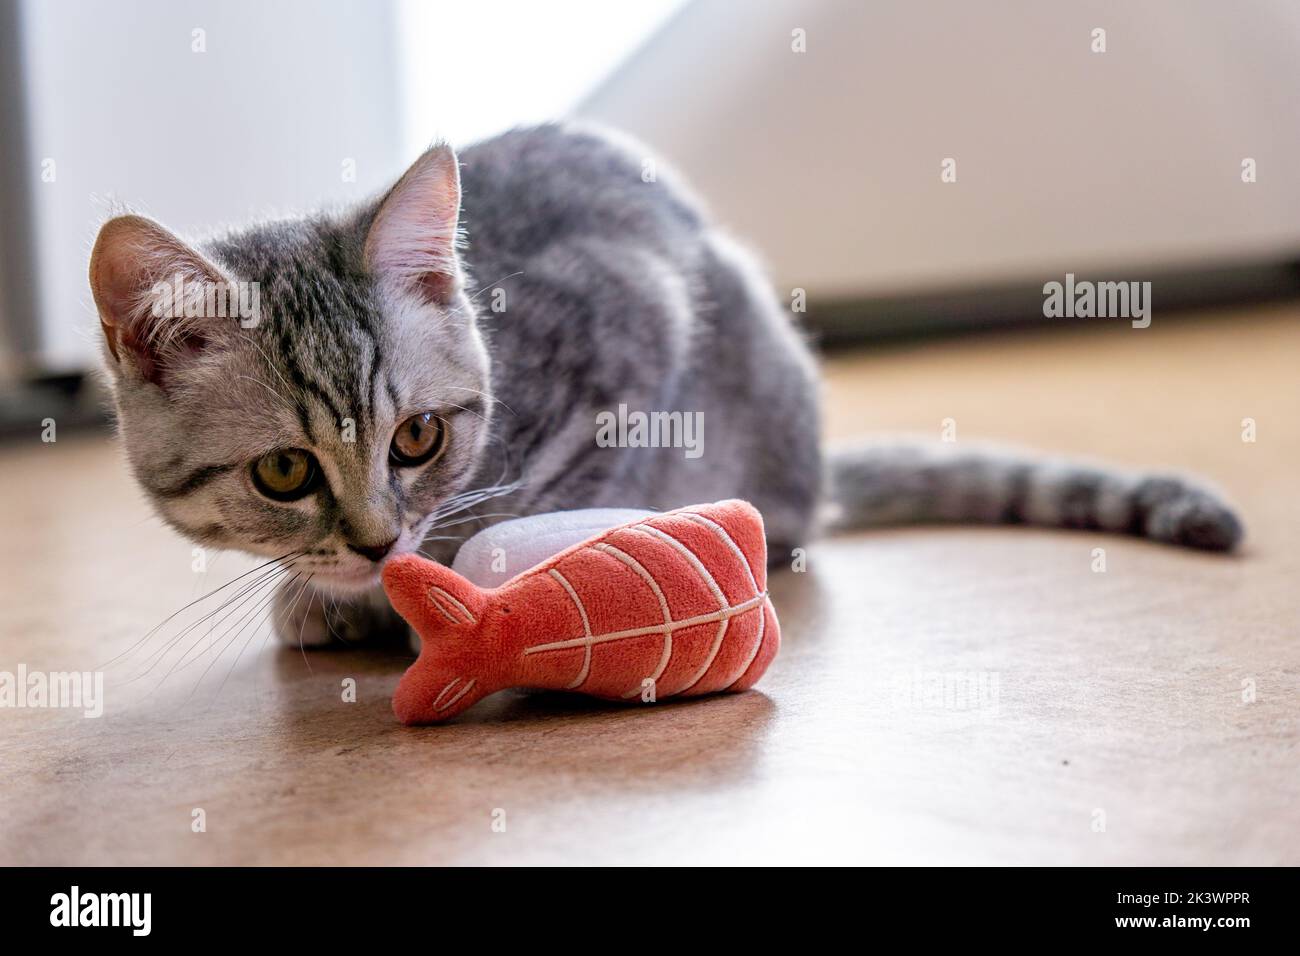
(383, 555, 495, 724)
(393, 658, 492, 725)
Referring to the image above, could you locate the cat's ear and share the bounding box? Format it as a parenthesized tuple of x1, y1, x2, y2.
(364, 143, 464, 304)
(89, 215, 236, 388)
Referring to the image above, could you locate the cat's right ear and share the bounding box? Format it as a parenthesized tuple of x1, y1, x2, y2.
(364, 143, 464, 305)
(89, 215, 233, 389)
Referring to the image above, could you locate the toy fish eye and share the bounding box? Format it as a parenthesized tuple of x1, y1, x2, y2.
(391, 412, 447, 467)
(252, 448, 319, 501)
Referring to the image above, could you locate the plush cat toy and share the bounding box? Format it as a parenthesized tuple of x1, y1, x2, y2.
(382, 500, 780, 724)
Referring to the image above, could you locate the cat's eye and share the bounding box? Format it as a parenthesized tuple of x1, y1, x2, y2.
(251, 448, 319, 501)
(390, 412, 446, 467)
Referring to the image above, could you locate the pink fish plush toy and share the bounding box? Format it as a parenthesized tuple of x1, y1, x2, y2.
(382, 500, 780, 724)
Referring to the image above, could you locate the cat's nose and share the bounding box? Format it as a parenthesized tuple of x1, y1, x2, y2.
(346, 537, 399, 563)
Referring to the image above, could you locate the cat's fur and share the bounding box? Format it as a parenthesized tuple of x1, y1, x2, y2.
(89, 124, 1242, 647)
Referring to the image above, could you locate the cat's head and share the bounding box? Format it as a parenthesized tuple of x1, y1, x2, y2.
(89, 145, 492, 593)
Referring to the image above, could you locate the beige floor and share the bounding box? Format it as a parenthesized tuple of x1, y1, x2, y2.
(1, 304, 1297, 865)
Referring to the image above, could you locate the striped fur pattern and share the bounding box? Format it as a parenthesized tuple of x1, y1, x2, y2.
(89, 124, 1242, 650)
(829, 443, 1242, 551)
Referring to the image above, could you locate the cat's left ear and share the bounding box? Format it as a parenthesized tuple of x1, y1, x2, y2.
(364, 143, 464, 305)
(89, 215, 238, 389)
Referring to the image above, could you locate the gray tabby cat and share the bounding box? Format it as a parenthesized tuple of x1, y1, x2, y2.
(88, 124, 1242, 648)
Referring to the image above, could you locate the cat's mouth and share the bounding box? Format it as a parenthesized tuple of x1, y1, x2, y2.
(310, 563, 387, 594)
(310, 540, 427, 593)
(296, 534, 420, 594)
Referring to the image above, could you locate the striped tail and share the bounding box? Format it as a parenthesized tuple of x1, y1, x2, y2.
(827, 442, 1243, 551)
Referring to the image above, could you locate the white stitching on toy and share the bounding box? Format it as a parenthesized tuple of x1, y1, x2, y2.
(427, 593, 459, 625)
(549, 568, 593, 690)
(632, 525, 726, 603)
(629, 525, 730, 694)
(679, 512, 760, 593)
(723, 597, 766, 691)
(437, 678, 477, 712)
(428, 585, 475, 625)
(432, 676, 463, 710)
(676, 511, 766, 688)
(681, 620, 730, 693)
(522, 593, 766, 654)
(594, 542, 674, 699)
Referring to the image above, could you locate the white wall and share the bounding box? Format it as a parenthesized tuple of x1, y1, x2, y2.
(15, 0, 692, 372)
(395, 0, 688, 153)
(579, 0, 1300, 298)
(20, 0, 406, 370)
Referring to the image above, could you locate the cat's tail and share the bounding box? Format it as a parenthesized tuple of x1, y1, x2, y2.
(825, 441, 1243, 551)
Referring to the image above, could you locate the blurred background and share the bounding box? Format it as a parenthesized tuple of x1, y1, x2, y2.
(1, 0, 1298, 429)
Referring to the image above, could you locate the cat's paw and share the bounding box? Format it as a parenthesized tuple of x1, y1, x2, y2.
(1136, 477, 1244, 552)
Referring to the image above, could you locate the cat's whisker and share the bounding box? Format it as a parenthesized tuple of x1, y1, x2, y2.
(468, 270, 524, 300)
(443, 487, 520, 510)
(181, 568, 293, 701)
(320, 591, 351, 646)
(260, 571, 314, 661)
(441, 273, 525, 321)
(428, 510, 523, 533)
(170, 568, 290, 678)
(213, 571, 303, 700)
(236, 374, 296, 411)
(152, 563, 290, 661)
(439, 400, 491, 425)
(416, 548, 465, 562)
(425, 479, 523, 521)
(443, 477, 522, 502)
(98, 550, 301, 671)
(423, 488, 522, 530)
(296, 583, 318, 673)
(120, 562, 296, 682)
(244, 337, 299, 398)
(441, 385, 517, 418)
(416, 532, 470, 555)
(137, 562, 296, 690)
